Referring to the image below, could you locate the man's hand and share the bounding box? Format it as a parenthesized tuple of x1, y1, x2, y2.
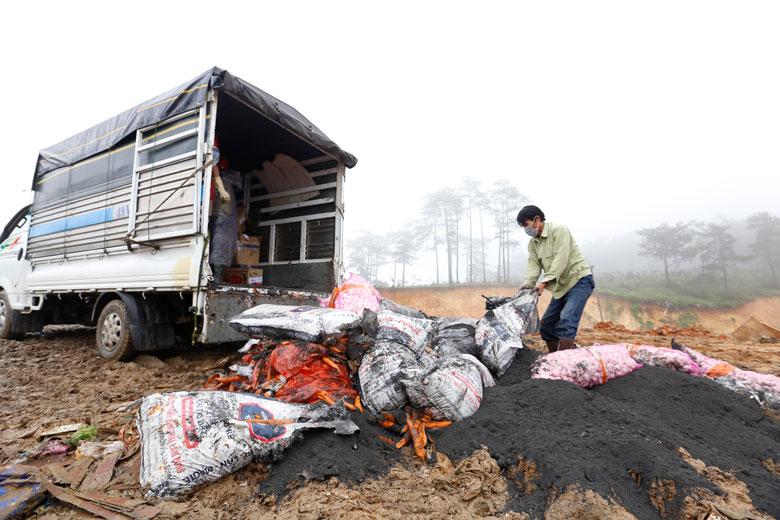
(534, 281, 547, 296)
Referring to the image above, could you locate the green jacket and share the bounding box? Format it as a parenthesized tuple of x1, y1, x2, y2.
(523, 222, 592, 299)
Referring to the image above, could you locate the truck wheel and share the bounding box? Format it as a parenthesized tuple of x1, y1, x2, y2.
(0, 290, 21, 340)
(96, 299, 136, 361)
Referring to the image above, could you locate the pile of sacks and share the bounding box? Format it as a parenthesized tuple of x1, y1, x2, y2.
(138, 278, 386, 499)
(359, 289, 540, 421)
(359, 303, 494, 421)
(228, 278, 541, 423)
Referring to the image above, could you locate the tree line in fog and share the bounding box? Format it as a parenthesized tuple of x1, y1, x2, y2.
(347, 178, 780, 290)
(347, 177, 528, 287)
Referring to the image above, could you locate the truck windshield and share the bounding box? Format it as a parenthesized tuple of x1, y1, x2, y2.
(0, 205, 31, 244)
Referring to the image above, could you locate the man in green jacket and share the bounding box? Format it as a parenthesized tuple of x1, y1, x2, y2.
(518, 205, 594, 352)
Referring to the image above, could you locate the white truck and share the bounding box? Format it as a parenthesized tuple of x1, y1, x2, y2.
(0, 67, 357, 359)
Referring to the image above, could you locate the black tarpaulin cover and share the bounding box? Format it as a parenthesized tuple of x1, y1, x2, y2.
(33, 67, 357, 186)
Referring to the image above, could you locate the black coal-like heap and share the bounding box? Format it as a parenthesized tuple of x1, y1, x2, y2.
(260, 347, 780, 518)
(436, 348, 780, 518)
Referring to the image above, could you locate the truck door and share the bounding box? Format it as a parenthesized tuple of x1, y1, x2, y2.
(127, 103, 211, 243)
(0, 206, 32, 308)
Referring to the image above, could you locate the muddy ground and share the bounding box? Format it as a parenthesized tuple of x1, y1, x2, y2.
(1, 326, 779, 518)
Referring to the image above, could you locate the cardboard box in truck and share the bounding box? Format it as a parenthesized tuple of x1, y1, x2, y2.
(236, 235, 261, 266)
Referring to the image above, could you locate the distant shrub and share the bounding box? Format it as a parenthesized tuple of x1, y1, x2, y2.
(596, 271, 780, 309)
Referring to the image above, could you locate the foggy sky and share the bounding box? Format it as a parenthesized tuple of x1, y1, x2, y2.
(1, 1, 778, 250)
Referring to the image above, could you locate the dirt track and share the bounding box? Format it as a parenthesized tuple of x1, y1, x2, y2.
(2, 329, 525, 519)
(1, 326, 778, 518)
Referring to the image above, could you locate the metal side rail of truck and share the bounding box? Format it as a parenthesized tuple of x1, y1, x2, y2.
(0, 67, 357, 360)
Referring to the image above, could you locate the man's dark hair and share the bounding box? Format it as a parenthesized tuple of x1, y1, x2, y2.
(516, 205, 545, 226)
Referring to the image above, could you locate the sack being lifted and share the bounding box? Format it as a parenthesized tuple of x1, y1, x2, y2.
(229, 304, 360, 342)
(475, 289, 540, 377)
(138, 391, 358, 497)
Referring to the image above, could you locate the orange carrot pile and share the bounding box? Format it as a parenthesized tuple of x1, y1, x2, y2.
(377, 410, 452, 460)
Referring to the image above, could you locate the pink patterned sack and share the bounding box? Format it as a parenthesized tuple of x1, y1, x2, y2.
(626, 344, 703, 376)
(674, 343, 731, 375)
(326, 273, 382, 315)
(531, 344, 642, 388)
(672, 341, 780, 410)
(726, 369, 780, 395)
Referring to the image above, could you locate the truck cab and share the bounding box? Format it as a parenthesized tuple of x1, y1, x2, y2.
(0, 205, 34, 338)
(0, 67, 357, 359)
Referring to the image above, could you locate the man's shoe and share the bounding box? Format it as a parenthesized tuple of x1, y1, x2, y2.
(558, 338, 577, 350)
(545, 339, 559, 353)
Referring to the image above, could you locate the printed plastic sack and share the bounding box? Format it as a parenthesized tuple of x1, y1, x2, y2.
(265, 341, 357, 404)
(670, 340, 731, 375)
(475, 290, 540, 377)
(346, 310, 379, 366)
(729, 368, 780, 396)
(379, 298, 429, 318)
(406, 354, 495, 421)
(358, 342, 424, 414)
(229, 304, 360, 342)
(138, 391, 358, 497)
(531, 344, 642, 388)
(432, 318, 479, 358)
(376, 310, 435, 359)
(626, 344, 703, 375)
(672, 340, 780, 410)
(482, 295, 514, 311)
(714, 375, 780, 411)
(715, 367, 780, 410)
(326, 273, 382, 315)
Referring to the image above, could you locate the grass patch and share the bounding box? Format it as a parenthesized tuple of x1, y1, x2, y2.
(597, 272, 780, 309)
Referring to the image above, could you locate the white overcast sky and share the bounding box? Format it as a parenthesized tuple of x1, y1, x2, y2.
(1, 1, 778, 246)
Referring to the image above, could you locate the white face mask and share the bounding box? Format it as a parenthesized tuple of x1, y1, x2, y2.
(523, 218, 539, 237)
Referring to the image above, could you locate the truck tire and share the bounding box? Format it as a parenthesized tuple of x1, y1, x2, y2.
(96, 299, 136, 361)
(0, 290, 22, 340)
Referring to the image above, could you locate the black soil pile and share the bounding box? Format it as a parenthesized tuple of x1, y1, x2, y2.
(257, 346, 780, 518)
(434, 349, 780, 518)
(259, 409, 402, 497)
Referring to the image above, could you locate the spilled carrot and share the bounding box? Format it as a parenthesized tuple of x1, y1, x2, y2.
(317, 391, 336, 406)
(395, 432, 411, 449)
(322, 356, 340, 370)
(423, 420, 452, 430)
(377, 435, 396, 447)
